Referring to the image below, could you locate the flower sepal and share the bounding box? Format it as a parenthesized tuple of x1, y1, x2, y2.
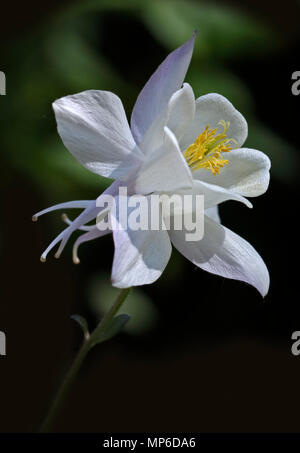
(90, 314, 131, 347)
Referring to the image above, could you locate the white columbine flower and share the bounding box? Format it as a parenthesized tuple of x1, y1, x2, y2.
(33, 32, 270, 296)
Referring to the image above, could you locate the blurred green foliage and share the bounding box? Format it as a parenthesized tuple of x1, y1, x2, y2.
(88, 274, 159, 335)
(1, 0, 298, 203)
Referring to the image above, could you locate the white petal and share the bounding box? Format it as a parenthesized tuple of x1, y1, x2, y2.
(167, 83, 196, 141)
(180, 93, 248, 151)
(53, 90, 143, 180)
(111, 209, 172, 288)
(132, 127, 193, 194)
(131, 33, 196, 145)
(193, 180, 252, 209)
(169, 215, 269, 297)
(139, 84, 196, 157)
(205, 206, 221, 223)
(193, 148, 271, 197)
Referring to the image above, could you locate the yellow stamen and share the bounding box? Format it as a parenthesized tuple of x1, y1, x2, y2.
(183, 120, 237, 176)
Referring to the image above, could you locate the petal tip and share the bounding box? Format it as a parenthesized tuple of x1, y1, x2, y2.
(260, 280, 270, 299)
(255, 266, 270, 298)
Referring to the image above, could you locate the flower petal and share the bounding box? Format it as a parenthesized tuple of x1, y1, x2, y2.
(167, 83, 196, 141)
(139, 83, 196, 157)
(193, 180, 252, 209)
(193, 148, 271, 197)
(180, 93, 248, 151)
(53, 90, 143, 180)
(205, 206, 221, 223)
(111, 202, 172, 288)
(169, 215, 269, 297)
(132, 127, 193, 194)
(130, 33, 196, 145)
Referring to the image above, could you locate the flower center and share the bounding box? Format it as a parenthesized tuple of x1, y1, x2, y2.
(183, 120, 237, 176)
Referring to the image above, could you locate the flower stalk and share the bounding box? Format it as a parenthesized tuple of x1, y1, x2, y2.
(39, 287, 131, 433)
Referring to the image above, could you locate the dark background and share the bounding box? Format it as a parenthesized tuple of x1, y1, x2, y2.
(0, 0, 299, 433)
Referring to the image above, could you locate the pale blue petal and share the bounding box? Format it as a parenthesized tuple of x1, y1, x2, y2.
(131, 33, 196, 145)
(169, 215, 270, 297)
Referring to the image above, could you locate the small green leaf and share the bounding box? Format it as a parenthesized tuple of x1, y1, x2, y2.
(71, 314, 90, 340)
(91, 314, 130, 346)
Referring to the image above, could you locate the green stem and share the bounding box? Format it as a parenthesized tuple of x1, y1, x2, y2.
(39, 287, 131, 433)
